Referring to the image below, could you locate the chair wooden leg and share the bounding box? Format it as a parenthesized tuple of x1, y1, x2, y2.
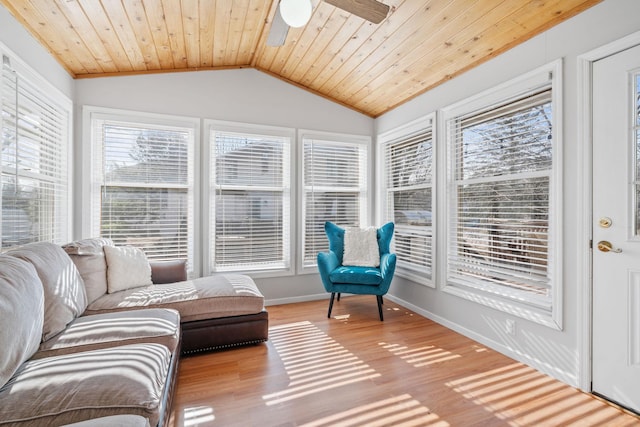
(377, 295, 384, 321)
(337, 293, 341, 301)
(328, 293, 336, 318)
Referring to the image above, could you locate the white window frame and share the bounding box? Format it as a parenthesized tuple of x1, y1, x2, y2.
(378, 114, 436, 287)
(83, 106, 200, 276)
(298, 130, 372, 273)
(0, 43, 73, 248)
(440, 60, 563, 329)
(204, 120, 295, 278)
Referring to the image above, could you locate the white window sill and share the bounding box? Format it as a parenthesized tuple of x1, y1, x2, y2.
(443, 282, 561, 330)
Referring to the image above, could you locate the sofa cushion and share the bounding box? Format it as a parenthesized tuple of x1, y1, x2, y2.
(7, 242, 87, 341)
(103, 245, 152, 293)
(0, 256, 44, 389)
(0, 344, 171, 427)
(63, 238, 114, 304)
(86, 274, 264, 322)
(35, 308, 180, 359)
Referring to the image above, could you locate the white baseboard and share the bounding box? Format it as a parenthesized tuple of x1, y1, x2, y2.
(265, 293, 327, 306)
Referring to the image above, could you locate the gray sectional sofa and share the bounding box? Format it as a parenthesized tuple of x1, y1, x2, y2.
(0, 238, 268, 426)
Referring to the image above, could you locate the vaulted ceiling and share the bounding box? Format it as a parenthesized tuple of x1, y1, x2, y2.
(1, 0, 601, 117)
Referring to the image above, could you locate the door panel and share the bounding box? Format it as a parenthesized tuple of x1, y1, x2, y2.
(592, 44, 640, 413)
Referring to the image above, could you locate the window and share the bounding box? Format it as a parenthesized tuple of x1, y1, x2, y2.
(634, 73, 640, 234)
(302, 133, 370, 268)
(89, 110, 196, 271)
(380, 116, 434, 284)
(1, 51, 71, 248)
(208, 122, 292, 274)
(443, 62, 562, 327)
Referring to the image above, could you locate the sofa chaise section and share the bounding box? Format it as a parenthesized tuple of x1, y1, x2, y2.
(65, 238, 269, 354)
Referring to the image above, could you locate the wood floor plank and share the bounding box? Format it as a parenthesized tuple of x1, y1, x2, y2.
(170, 296, 640, 426)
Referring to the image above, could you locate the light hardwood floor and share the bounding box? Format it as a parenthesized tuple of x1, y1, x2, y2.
(170, 296, 640, 426)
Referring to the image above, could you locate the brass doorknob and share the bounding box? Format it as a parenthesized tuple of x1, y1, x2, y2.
(597, 240, 622, 253)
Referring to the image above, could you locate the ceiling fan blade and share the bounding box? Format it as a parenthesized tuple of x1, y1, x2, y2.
(324, 0, 390, 24)
(266, 0, 388, 47)
(266, 4, 290, 47)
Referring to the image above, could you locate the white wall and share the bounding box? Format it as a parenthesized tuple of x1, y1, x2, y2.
(375, 0, 640, 388)
(0, 6, 73, 98)
(74, 69, 372, 132)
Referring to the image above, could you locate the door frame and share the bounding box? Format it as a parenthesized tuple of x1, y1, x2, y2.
(577, 30, 640, 392)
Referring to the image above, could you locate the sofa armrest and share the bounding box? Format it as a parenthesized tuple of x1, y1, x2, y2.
(150, 259, 187, 284)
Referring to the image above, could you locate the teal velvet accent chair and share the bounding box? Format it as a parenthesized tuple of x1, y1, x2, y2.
(317, 221, 396, 321)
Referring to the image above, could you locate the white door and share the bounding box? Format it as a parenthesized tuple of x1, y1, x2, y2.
(592, 43, 640, 413)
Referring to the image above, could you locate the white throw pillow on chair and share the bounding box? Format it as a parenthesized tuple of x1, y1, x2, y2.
(343, 227, 380, 267)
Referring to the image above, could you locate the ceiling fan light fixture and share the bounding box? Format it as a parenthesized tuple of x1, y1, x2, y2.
(279, 0, 312, 28)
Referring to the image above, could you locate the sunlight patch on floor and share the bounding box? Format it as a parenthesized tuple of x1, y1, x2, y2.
(263, 321, 380, 406)
(443, 363, 630, 426)
(183, 405, 215, 426)
(380, 342, 462, 366)
(299, 393, 448, 427)
(444, 363, 559, 412)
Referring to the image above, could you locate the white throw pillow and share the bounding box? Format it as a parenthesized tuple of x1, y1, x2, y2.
(104, 245, 153, 293)
(343, 226, 380, 267)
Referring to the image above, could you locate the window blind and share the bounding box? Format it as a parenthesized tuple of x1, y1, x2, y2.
(448, 88, 553, 307)
(92, 119, 194, 265)
(1, 55, 70, 248)
(211, 131, 290, 272)
(303, 138, 367, 266)
(384, 129, 433, 277)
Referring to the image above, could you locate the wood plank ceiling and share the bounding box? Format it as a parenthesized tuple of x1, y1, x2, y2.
(0, 0, 601, 117)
